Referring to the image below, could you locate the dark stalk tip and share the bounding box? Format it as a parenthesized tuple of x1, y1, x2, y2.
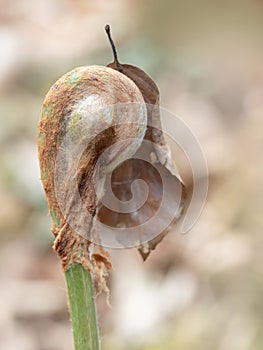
(105, 24, 110, 33)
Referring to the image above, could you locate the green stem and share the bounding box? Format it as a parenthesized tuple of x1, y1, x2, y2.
(65, 263, 100, 350)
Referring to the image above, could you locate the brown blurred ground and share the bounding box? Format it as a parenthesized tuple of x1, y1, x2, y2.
(0, 0, 263, 349)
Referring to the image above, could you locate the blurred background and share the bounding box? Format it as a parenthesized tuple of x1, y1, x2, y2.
(0, 0, 263, 349)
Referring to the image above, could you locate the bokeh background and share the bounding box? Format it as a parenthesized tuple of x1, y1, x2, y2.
(1, 0, 263, 349)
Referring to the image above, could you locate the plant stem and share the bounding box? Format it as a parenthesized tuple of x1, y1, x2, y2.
(65, 263, 100, 350)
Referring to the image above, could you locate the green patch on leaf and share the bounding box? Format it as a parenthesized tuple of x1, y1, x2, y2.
(67, 72, 81, 86)
(41, 168, 48, 181)
(50, 208, 60, 227)
(42, 104, 53, 119)
(38, 132, 45, 142)
(69, 112, 82, 129)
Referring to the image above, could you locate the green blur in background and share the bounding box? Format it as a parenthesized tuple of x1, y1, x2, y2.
(0, 0, 263, 349)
